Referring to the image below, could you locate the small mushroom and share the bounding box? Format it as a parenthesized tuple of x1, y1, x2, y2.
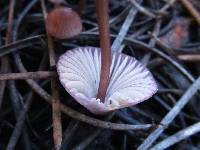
(57, 47, 157, 114)
(46, 7, 82, 39)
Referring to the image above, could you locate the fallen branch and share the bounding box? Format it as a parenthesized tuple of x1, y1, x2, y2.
(150, 122, 200, 150)
(40, 0, 62, 149)
(137, 76, 200, 150)
(180, 0, 200, 25)
(111, 0, 142, 52)
(0, 71, 55, 80)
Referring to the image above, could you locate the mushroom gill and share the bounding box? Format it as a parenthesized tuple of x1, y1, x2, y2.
(57, 47, 157, 114)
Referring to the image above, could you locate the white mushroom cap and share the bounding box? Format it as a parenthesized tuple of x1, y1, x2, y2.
(57, 47, 157, 114)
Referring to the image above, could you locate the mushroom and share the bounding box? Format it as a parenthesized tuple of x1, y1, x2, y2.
(57, 47, 157, 114)
(46, 7, 82, 39)
(56, 0, 157, 114)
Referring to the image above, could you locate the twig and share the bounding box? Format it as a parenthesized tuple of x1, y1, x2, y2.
(2, 0, 32, 148)
(7, 80, 32, 150)
(40, 0, 62, 149)
(180, 0, 200, 25)
(142, 19, 161, 65)
(150, 122, 200, 150)
(6, 1, 41, 149)
(61, 120, 80, 150)
(137, 77, 200, 150)
(13, 0, 39, 39)
(148, 54, 200, 69)
(160, 0, 177, 11)
(116, 111, 141, 124)
(88, 5, 131, 32)
(5, 0, 15, 44)
(51, 78, 62, 150)
(0, 71, 55, 80)
(148, 31, 175, 55)
(0, 0, 15, 110)
(0, 35, 43, 57)
(6, 93, 33, 150)
(157, 88, 183, 95)
(72, 129, 102, 150)
(178, 54, 200, 61)
(149, 30, 195, 68)
(149, 20, 162, 47)
(71, 113, 115, 150)
(7, 52, 48, 150)
(129, 24, 152, 39)
(129, 0, 156, 18)
(111, 0, 143, 52)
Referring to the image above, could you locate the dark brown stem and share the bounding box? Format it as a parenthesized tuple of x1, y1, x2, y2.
(96, 0, 111, 103)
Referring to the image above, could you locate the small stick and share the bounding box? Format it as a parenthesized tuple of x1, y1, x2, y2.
(7, 54, 48, 150)
(151, 122, 200, 150)
(96, 0, 111, 102)
(137, 77, 200, 150)
(160, 0, 177, 11)
(129, 0, 156, 18)
(0, 71, 55, 80)
(148, 54, 200, 69)
(71, 113, 115, 150)
(148, 31, 175, 55)
(180, 0, 200, 25)
(40, 0, 62, 149)
(0, 0, 15, 110)
(6, 93, 33, 150)
(88, 5, 131, 32)
(72, 129, 102, 150)
(0, 35, 43, 57)
(178, 54, 200, 61)
(111, 0, 142, 52)
(142, 19, 161, 65)
(6, 1, 44, 149)
(61, 120, 80, 149)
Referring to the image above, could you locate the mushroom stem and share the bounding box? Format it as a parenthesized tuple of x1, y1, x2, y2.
(96, 0, 111, 103)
